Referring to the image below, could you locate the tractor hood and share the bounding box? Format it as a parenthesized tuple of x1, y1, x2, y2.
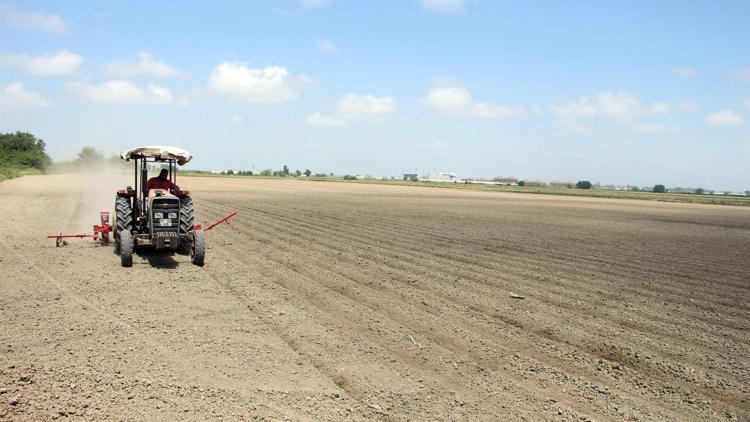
(120, 146, 192, 165)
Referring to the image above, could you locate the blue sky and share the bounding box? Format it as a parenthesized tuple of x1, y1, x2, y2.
(1, 0, 748, 190)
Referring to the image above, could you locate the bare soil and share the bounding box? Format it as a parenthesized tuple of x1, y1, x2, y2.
(1, 174, 748, 421)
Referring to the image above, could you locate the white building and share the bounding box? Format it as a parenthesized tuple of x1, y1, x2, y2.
(427, 172, 458, 183)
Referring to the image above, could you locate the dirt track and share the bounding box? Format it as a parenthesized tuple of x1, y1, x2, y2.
(1, 174, 748, 421)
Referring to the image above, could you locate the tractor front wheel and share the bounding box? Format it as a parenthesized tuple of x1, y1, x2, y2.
(191, 230, 205, 266)
(119, 230, 133, 267)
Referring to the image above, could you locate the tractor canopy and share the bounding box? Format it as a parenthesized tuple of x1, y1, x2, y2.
(120, 146, 192, 166)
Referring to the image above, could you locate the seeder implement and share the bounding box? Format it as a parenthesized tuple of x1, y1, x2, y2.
(198, 211, 237, 231)
(47, 210, 113, 247)
(48, 210, 238, 247)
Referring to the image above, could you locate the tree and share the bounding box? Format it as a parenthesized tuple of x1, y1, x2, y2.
(653, 184, 666, 193)
(295, 169, 302, 177)
(518, 180, 525, 187)
(576, 180, 592, 189)
(409, 175, 419, 182)
(695, 188, 704, 195)
(259, 169, 272, 176)
(304, 169, 311, 177)
(0, 131, 51, 169)
(282, 164, 289, 175)
(73, 146, 105, 169)
(227, 169, 234, 175)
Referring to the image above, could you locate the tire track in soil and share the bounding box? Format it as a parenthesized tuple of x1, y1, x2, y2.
(0, 238, 319, 421)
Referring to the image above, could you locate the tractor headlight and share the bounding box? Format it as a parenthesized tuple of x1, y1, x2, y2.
(154, 212, 163, 218)
(168, 212, 177, 219)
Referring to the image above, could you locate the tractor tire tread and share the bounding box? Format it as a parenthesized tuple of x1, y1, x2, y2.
(191, 230, 205, 266)
(115, 196, 133, 242)
(119, 230, 133, 267)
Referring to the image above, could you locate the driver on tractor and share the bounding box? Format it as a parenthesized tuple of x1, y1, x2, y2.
(147, 169, 179, 195)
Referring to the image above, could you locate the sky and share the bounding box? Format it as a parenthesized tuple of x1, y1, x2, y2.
(1, 0, 749, 191)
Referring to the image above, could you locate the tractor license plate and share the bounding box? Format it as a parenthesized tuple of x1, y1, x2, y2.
(159, 218, 172, 227)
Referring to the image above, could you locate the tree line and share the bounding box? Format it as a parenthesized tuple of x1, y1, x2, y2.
(0, 132, 51, 169)
(216, 165, 332, 178)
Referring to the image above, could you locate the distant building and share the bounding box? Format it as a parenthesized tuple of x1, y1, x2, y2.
(464, 177, 498, 185)
(493, 176, 519, 185)
(427, 172, 458, 183)
(521, 179, 546, 187)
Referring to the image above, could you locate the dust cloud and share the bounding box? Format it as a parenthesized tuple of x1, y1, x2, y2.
(57, 161, 133, 233)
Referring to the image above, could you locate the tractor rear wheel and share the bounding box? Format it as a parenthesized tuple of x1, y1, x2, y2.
(178, 196, 194, 254)
(191, 230, 205, 266)
(114, 196, 133, 242)
(119, 230, 133, 267)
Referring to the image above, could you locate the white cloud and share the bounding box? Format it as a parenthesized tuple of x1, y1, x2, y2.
(307, 93, 395, 127)
(305, 112, 346, 127)
(316, 38, 336, 52)
(0, 50, 81, 75)
(229, 114, 244, 124)
(422, 86, 471, 109)
(551, 91, 648, 119)
(422, 84, 523, 119)
(336, 94, 396, 117)
(207, 62, 298, 104)
(0, 3, 68, 35)
(421, 0, 467, 13)
(635, 123, 681, 135)
(649, 102, 670, 114)
(706, 110, 744, 126)
(102, 53, 183, 78)
(673, 67, 697, 77)
(0, 83, 52, 112)
(729, 67, 750, 81)
(67, 80, 172, 104)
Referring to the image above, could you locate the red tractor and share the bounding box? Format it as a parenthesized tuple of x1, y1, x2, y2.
(115, 146, 205, 267)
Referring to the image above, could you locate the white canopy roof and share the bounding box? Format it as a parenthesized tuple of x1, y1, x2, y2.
(120, 145, 192, 166)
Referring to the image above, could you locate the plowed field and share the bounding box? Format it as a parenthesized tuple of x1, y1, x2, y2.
(1, 174, 748, 421)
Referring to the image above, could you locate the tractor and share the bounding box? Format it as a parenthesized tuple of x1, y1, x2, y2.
(115, 146, 205, 267)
